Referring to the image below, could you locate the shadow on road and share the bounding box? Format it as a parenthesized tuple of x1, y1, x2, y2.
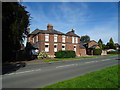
(2, 62, 26, 75)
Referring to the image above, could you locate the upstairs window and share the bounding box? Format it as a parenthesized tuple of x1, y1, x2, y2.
(33, 38, 34, 43)
(72, 37, 74, 43)
(54, 34, 58, 42)
(75, 37, 78, 43)
(36, 35, 38, 42)
(45, 34, 49, 41)
(62, 35, 65, 43)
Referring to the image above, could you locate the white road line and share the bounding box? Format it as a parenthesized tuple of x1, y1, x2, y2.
(101, 59, 111, 61)
(5, 69, 41, 76)
(56, 64, 75, 68)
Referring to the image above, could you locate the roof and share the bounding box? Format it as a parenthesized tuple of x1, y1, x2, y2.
(66, 31, 80, 37)
(80, 44, 85, 49)
(88, 45, 99, 49)
(29, 29, 65, 35)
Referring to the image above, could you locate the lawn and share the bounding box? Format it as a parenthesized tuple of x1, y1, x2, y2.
(42, 65, 119, 88)
(43, 56, 98, 62)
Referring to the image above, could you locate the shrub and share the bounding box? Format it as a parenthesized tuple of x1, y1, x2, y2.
(93, 49, 102, 55)
(37, 51, 48, 59)
(107, 50, 120, 54)
(55, 50, 76, 58)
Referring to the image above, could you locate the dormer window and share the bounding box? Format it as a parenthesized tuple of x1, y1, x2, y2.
(54, 34, 58, 42)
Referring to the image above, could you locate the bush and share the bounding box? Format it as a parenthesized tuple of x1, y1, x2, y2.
(55, 50, 76, 58)
(93, 49, 102, 55)
(107, 50, 120, 54)
(37, 51, 48, 59)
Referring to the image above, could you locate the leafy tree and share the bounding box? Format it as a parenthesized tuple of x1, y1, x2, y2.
(106, 38, 116, 49)
(2, 2, 30, 62)
(80, 35, 90, 43)
(98, 39, 103, 49)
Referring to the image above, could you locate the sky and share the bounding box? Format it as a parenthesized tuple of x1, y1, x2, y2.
(22, 2, 118, 45)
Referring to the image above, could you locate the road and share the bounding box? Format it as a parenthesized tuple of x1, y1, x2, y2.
(2, 55, 119, 88)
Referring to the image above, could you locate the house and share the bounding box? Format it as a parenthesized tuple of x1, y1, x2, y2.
(27, 24, 86, 57)
(83, 40, 100, 55)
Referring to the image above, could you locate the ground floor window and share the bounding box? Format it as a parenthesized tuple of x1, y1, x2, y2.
(54, 44, 57, 52)
(45, 43, 49, 52)
(62, 44, 65, 50)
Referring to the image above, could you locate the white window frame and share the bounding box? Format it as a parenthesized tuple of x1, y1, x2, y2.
(62, 35, 65, 43)
(45, 34, 49, 42)
(45, 43, 49, 52)
(75, 37, 78, 43)
(36, 35, 38, 42)
(62, 44, 65, 51)
(33, 37, 34, 43)
(54, 44, 57, 52)
(54, 34, 58, 42)
(74, 45, 77, 52)
(72, 37, 74, 43)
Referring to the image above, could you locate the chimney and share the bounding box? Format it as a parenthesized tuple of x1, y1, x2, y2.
(71, 29, 75, 33)
(47, 24, 53, 30)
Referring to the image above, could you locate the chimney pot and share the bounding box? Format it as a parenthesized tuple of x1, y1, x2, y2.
(47, 24, 53, 30)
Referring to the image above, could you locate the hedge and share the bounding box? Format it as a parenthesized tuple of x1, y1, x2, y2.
(93, 49, 102, 55)
(55, 50, 76, 58)
(107, 50, 120, 54)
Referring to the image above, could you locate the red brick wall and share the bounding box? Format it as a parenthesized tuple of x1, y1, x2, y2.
(79, 49, 86, 56)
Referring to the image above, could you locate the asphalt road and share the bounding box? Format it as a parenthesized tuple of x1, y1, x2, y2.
(2, 55, 119, 88)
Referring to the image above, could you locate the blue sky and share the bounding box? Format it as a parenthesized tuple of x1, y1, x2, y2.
(22, 2, 118, 44)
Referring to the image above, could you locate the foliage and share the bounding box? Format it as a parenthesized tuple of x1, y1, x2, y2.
(55, 50, 76, 58)
(37, 51, 48, 59)
(93, 49, 102, 55)
(106, 38, 116, 49)
(2, 2, 30, 62)
(80, 35, 90, 43)
(44, 56, 98, 62)
(98, 39, 103, 49)
(107, 50, 120, 54)
(43, 65, 119, 88)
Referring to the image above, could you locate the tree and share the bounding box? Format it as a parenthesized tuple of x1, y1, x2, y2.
(98, 39, 103, 49)
(80, 35, 90, 43)
(106, 38, 116, 49)
(2, 2, 30, 62)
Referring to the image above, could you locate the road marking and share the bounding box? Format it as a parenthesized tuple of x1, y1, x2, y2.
(5, 69, 41, 76)
(101, 59, 111, 61)
(56, 64, 75, 68)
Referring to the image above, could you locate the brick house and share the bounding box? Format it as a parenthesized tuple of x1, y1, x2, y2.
(27, 24, 86, 57)
(83, 40, 100, 55)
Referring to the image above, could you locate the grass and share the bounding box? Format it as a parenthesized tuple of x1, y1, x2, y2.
(103, 54, 118, 57)
(43, 56, 98, 62)
(42, 65, 119, 88)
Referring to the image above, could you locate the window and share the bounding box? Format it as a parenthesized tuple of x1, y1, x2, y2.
(54, 44, 57, 52)
(62, 44, 65, 50)
(45, 34, 49, 41)
(54, 34, 58, 42)
(45, 43, 49, 52)
(75, 37, 78, 43)
(33, 38, 34, 43)
(36, 35, 38, 42)
(72, 37, 74, 43)
(62, 35, 65, 43)
(74, 45, 76, 52)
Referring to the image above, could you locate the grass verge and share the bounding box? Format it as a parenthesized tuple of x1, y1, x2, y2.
(42, 65, 119, 88)
(103, 54, 118, 57)
(43, 56, 98, 62)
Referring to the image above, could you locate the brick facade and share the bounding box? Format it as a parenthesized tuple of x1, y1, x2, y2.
(27, 24, 86, 57)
